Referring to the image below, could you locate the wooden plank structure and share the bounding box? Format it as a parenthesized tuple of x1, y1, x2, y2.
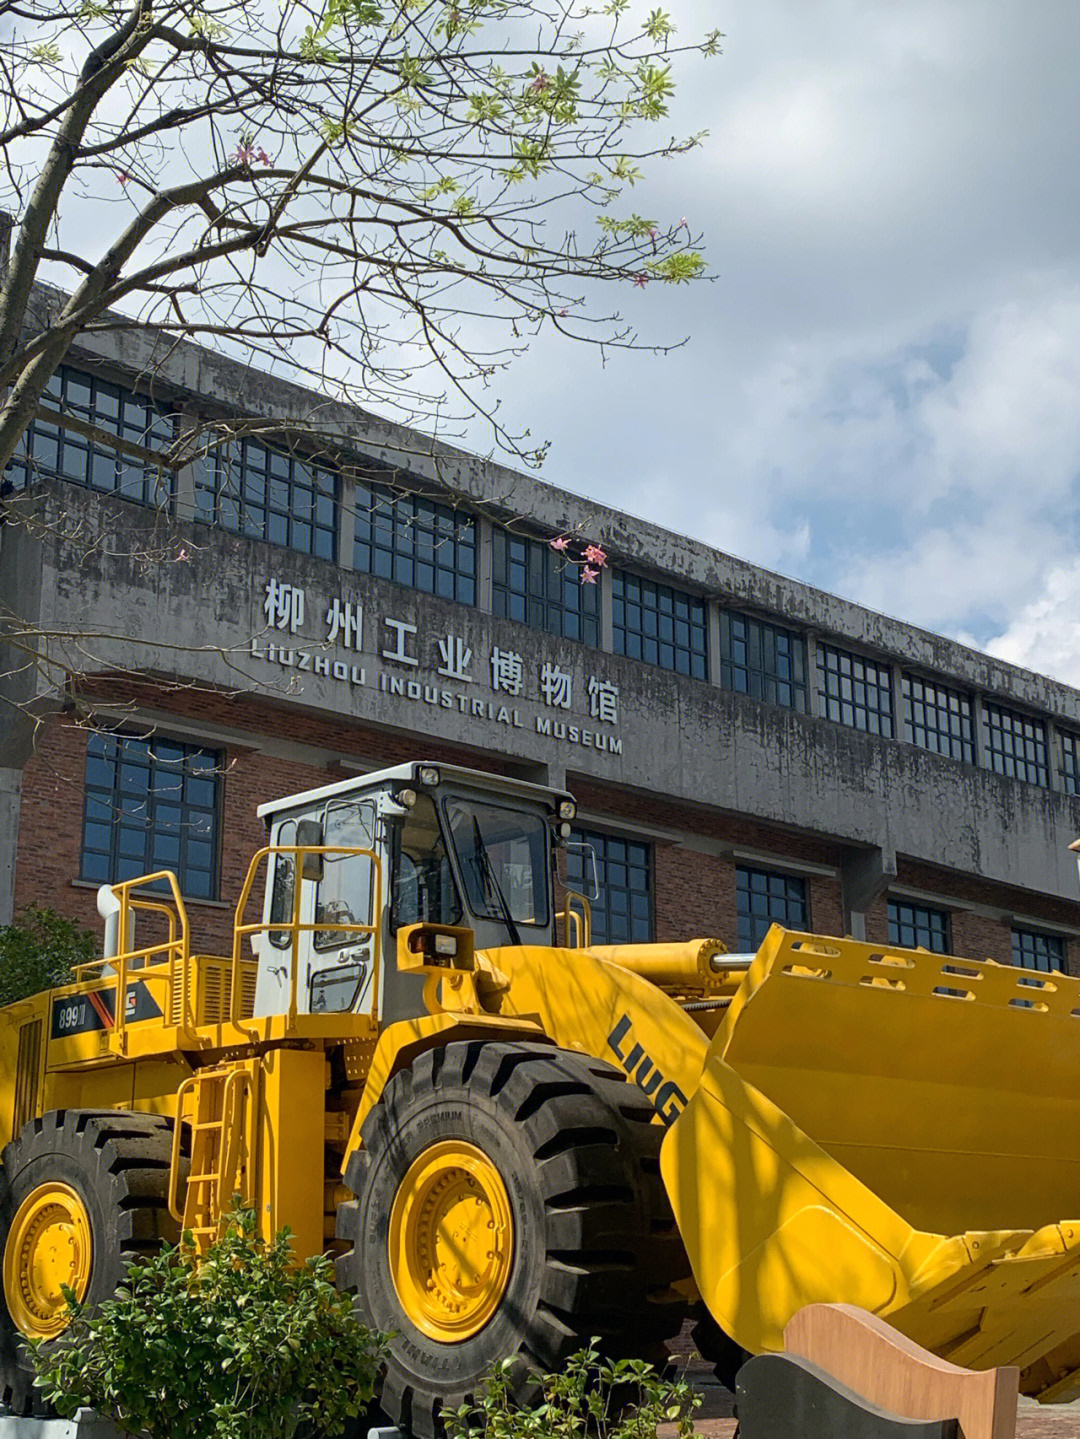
(736, 1305, 1019, 1439)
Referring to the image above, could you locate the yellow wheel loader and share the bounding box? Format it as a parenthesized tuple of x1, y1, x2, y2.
(3, 761, 1080, 1433)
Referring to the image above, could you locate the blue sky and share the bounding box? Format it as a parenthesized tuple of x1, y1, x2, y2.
(483, 0, 1080, 682)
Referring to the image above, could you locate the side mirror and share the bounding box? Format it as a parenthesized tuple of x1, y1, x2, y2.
(297, 818, 324, 882)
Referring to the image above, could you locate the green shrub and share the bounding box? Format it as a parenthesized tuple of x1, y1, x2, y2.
(0, 903, 97, 1007)
(31, 1204, 385, 1439)
(443, 1343, 701, 1439)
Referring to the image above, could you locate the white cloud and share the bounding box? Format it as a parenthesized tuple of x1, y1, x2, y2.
(984, 564, 1080, 686)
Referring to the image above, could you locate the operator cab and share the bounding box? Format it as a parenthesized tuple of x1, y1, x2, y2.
(252, 762, 577, 1021)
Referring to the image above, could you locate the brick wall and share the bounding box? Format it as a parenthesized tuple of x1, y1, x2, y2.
(12, 684, 1080, 974)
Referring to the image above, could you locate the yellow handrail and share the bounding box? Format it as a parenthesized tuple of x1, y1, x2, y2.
(74, 871, 192, 1049)
(229, 846, 383, 1027)
(557, 889, 592, 949)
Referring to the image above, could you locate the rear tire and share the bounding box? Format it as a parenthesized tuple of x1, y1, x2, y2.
(0, 1110, 183, 1416)
(336, 1041, 690, 1439)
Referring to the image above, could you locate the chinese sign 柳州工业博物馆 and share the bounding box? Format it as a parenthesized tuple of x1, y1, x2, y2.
(250, 578, 624, 755)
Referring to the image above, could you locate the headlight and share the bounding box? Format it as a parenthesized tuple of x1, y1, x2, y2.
(558, 800, 576, 821)
(396, 787, 418, 808)
(418, 765, 440, 787)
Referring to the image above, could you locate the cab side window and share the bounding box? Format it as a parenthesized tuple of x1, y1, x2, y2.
(315, 801, 377, 951)
(269, 819, 297, 949)
(390, 794, 462, 929)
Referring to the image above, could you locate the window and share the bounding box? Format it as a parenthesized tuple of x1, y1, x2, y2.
(735, 866, 809, 950)
(888, 898, 950, 953)
(492, 531, 600, 646)
(1062, 731, 1080, 796)
(193, 438, 337, 559)
(817, 644, 894, 736)
(81, 733, 220, 899)
(983, 704, 1048, 786)
(352, 477, 475, 604)
(567, 829, 653, 944)
(612, 573, 707, 678)
(902, 675, 974, 763)
(444, 797, 550, 928)
(720, 612, 808, 711)
(1012, 928, 1066, 974)
(6, 365, 174, 506)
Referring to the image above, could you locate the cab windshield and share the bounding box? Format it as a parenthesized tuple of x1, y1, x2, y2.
(443, 797, 550, 928)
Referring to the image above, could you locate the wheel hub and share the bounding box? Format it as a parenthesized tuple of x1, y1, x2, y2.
(389, 1140, 514, 1341)
(3, 1184, 92, 1340)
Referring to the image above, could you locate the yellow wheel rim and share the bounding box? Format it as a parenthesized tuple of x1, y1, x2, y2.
(389, 1141, 514, 1342)
(3, 1184, 92, 1340)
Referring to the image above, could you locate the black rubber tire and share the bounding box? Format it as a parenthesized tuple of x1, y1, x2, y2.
(692, 1312, 751, 1395)
(336, 1040, 690, 1439)
(0, 1109, 184, 1416)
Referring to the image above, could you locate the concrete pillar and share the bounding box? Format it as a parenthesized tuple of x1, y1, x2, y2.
(599, 562, 613, 652)
(338, 466, 357, 571)
(841, 843, 897, 941)
(0, 766, 20, 923)
(475, 516, 493, 613)
(708, 600, 723, 687)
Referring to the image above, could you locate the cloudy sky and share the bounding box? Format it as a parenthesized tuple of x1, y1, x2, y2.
(485, 0, 1080, 683)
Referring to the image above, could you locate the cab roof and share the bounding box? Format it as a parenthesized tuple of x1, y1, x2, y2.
(256, 760, 574, 822)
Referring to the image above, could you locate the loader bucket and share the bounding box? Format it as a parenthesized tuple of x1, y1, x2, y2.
(659, 927, 1080, 1400)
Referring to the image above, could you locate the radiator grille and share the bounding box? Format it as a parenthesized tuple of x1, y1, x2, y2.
(12, 1019, 42, 1136)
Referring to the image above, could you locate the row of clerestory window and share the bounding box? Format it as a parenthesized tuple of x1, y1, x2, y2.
(10, 364, 1080, 793)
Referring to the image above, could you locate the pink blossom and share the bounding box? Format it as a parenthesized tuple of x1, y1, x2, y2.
(557, 307, 568, 318)
(632, 273, 648, 288)
(680, 217, 689, 229)
(530, 71, 550, 93)
(583, 543, 607, 567)
(232, 142, 257, 166)
(115, 170, 131, 186)
(257, 148, 273, 166)
(580, 565, 599, 584)
(549, 535, 571, 552)
(647, 226, 659, 252)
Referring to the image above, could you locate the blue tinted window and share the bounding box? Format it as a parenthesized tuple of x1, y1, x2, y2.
(612, 572, 707, 678)
(736, 866, 808, 949)
(193, 438, 337, 559)
(720, 612, 808, 711)
(5, 365, 174, 507)
(81, 733, 220, 899)
(492, 531, 600, 645)
(352, 476, 475, 604)
(566, 829, 653, 944)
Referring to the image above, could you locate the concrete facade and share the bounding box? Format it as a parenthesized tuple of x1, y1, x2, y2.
(3, 308, 1080, 963)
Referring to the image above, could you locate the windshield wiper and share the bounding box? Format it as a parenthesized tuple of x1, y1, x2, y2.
(471, 815, 523, 946)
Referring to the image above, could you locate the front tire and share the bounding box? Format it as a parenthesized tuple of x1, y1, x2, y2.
(0, 1110, 182, 1416)
(336, 1041, 689, 1439)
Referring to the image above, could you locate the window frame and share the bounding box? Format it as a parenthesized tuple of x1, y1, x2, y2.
(1011, 927, 1067, 974)
(735, 864, 810, 950)
(901, 673, 975, 764)
(611, 571, 708, 679)
(566, 828, 654, 945)
(1061, 730, 1080, 796)
(816, 642, 894, 736)
(492, 530, 601, 646)
(80, 731, 222, 901)
(719, 610, 809, 712)
(6, 364, 176, 508)
(193, 435, 338, 560)
(352, 474, 476, 604)
(887, 897, 951, 954)
(982, 702, 1049, 787)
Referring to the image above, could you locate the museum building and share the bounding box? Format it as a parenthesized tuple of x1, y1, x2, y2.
(3, 306, 1080, 972)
